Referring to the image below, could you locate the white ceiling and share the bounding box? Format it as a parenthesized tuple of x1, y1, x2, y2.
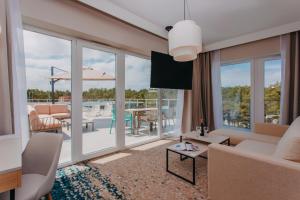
(79, 0, 300, 50)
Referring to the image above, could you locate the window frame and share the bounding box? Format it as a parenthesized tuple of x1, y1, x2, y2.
(256, 55, 282, 124)
(220, 54, 282, 131)
(220, 59, 253, 130)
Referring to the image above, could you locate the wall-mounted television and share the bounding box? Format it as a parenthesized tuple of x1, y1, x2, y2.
(150, 51, 193, 90)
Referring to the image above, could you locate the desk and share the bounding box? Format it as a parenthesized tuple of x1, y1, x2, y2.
(0, 136, 22, 200)
(125, 108, 158, 133)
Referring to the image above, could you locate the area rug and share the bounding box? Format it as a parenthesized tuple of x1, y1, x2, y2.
(51, 164, 126, 200)
(88, 139, 208, 200)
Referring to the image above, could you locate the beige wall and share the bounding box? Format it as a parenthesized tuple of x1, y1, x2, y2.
(220, 36, 280, 63)
(20, 0, 168, 57)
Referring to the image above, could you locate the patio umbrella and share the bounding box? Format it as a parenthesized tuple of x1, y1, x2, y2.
(49, 66, 115, 104)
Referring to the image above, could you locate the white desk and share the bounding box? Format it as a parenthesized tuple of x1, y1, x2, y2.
(0, 136, 22, 200)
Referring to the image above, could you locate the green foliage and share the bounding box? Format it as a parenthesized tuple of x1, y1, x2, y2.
(27, 88, 159, 100)
(27, 89, 71, 100)
(222, 82, 281, 128)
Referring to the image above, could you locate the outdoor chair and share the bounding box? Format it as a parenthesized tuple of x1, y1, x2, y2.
(109, 105, 133, 134)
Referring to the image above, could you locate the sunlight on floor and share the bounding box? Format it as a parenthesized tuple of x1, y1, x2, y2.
(90, 153, 132, 164)
(131, 139, 172, 151)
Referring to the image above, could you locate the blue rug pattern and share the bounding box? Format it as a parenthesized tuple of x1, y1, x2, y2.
(51, 164, 126, 200)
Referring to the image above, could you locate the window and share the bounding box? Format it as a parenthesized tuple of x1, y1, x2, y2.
(220, 56, 282, 130)
(264, 59, 281, 124)
(221, 62, 251, 129)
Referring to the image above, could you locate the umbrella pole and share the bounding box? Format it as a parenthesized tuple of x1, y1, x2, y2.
(51, 66, 55, 104)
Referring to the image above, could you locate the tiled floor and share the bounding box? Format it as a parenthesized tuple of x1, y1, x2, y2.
(58, 117, 176, 163)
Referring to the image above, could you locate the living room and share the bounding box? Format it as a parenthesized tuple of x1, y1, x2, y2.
(1, 0, 300, 200)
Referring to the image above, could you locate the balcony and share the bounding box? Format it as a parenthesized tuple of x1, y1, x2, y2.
(27, 98, 177, 163)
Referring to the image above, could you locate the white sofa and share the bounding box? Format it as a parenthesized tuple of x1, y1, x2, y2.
(208, 117, 300, 200)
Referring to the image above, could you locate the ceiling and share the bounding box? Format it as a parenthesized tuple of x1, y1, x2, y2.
(79, 0, 300, 50)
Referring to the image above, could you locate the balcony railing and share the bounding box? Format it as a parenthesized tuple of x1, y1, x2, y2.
(28, 98, 177, 109)
(222, 99, 280, 128)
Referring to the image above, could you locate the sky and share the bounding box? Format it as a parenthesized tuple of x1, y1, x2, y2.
(221, 59, 281, 87)
(24, 29, 281, 93)
(23, 30, 151, 92)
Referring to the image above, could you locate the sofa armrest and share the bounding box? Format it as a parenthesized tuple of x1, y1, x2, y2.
(208, 144, 300, 200)
(254, 123, 289, 137)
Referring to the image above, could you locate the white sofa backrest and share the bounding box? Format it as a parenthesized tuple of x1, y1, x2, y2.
(274, 116, 300, 162)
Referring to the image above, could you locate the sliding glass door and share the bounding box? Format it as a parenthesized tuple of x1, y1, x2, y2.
(81, 46, 117, 154)
(124, 55, 159, 146)
(23, 27, 169, 165)
(23, 30, 72, 163)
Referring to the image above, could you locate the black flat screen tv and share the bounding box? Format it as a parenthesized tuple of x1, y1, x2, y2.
(150, 51, 193, 90)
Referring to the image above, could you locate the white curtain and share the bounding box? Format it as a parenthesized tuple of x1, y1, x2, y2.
(279, 34, 290, 125)
(211, 50, 223, 129)
(173, 89, 184, 136)
(0, 0, 13, 135)
(3, 0, 29, 149)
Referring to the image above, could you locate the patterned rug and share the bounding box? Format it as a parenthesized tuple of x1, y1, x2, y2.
(89, 139, 208, 200)
(51, 164, 126, 200)
(52, 139, 208, 200)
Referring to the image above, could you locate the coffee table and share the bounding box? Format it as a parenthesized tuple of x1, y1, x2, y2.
(61, 118, 95, 131)
(166, 133, 230, 185)
(180, 131, 230, 146)
(166, 142, 208, 184)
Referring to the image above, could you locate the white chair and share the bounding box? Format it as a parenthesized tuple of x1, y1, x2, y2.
(16, 133, 63, 200)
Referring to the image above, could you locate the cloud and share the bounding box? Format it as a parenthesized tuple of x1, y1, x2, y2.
(23, 30, 71, 59)
(24, 30, 151, 94)
(125, 55, 151, 90)
(221, 60, 282, 87)
(265, 59, 281, 86)
(221, 62, 251, 87)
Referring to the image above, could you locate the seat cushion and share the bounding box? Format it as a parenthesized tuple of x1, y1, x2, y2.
(34, 105, 50, 115)
(50, 104, 69, 114)
(210, 129, 281, 145)
(248, 133, 281, 144)
(235, 140, 277, 155)
(16, 174, 46, 200)
(38, 114, 52, 119)
(210, 129, 250, 145)
(274, 116, 300, 162)
(51, 113, 70, 120)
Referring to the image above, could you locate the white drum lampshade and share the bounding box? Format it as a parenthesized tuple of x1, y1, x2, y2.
(168, 20, 202, 62)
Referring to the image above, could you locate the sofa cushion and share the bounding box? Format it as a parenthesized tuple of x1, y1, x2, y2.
(274, 117, 300, 162)
(38, 114, 52, 119)
(248, 133, 281, 144)
(210, 129, 281, 145)
(50, 104, 69, 114)
(210, 129, 249, 145)
(51, 113, 70, 120)
(34, 104, 50, 115)
(235, 140, 277, 156)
